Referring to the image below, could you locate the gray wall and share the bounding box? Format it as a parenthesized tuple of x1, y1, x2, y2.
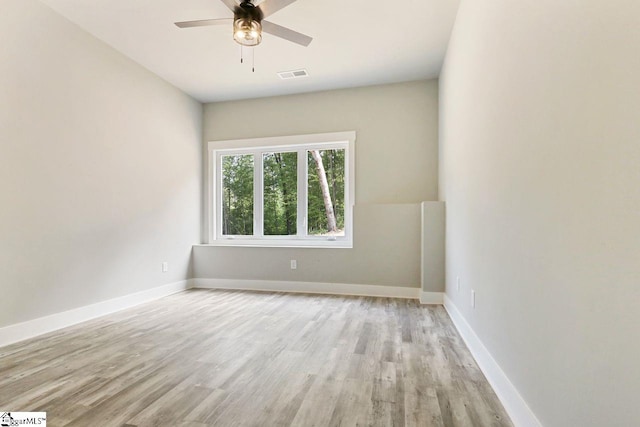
(421, 202, 445, 293)
(0, 0, 202, 328)
(197, 81, 440, 288)
(440, 0, 640, 425)
(195, 204, 421, 287)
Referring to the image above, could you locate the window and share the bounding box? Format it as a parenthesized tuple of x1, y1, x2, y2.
(208, 132, 355, 247)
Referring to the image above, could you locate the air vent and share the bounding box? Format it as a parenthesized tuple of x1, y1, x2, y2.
(277, 69, 309, 80)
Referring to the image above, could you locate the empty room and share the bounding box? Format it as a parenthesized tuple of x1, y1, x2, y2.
(1, 0, 638, 426)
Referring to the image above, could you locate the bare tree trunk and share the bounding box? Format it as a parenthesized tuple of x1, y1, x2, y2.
(310, 150, 337, 233)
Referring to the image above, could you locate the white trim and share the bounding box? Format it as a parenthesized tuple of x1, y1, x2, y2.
(444, 295, 543, 427)
(297, 149, 307, 236)
(207, 131, 357, 151)
(0, 280, 193, 349)
(254, 150, 264, 237)
(193, 278, 421, 299)
(208, 147, 216, 242)
(419, 291, 444, 304)
(195, 241, 352, 249)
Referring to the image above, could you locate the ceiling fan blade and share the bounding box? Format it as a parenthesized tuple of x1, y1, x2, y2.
(219, 0, 238, 12)
(258, 0, 298, 18)
(262, 20, 312, 47)
(175, 18, 233, 28)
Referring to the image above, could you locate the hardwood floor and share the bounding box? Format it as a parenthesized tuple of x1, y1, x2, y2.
(0, 289, 512, 427)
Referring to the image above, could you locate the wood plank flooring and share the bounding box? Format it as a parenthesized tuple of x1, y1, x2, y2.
(0, 289, 512, 427)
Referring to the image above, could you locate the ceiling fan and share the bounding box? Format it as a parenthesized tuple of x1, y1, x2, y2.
(175, 0, 312, 47)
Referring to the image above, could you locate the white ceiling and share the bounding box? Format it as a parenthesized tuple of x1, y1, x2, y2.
(39, 0, 460, 103)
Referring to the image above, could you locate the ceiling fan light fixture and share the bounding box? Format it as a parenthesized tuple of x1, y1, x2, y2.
(233, 18, 262, 46)
(232, 1, 264, 47)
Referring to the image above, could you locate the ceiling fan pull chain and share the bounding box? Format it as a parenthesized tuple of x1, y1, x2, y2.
(240, 45, 244, 64)
(252, 47, 255, 72)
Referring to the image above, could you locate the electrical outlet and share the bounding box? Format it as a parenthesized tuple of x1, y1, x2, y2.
(162, 262, 169, 273)
(456, 276, 461, 292)
(471, 290, 476, 308)
(290, 260, 297, 270)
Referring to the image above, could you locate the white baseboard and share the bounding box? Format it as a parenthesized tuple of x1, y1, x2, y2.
(444, 295, 543, 427)
(419, 291, 444, 304)
(0, 279, 193, 349)
(193, 278, 422, 299)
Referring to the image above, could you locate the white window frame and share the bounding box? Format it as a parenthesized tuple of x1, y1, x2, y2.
(207, 131, 356, 248)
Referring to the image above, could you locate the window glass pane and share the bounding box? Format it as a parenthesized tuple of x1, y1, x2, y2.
(222, 154, 254, 235)
(307, 149, 345, 236)
(263, 152, 297, 236)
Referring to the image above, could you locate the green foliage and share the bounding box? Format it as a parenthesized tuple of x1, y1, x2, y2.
(222, 149, 345, 236)
(263, 152, 297, 235)
(222, 154, 254, 235)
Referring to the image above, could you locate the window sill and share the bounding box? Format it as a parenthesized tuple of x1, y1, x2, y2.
(194, 240, 353, 249)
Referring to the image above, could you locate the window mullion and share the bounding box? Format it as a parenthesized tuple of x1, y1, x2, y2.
(254, 150, 264, 238)
(214, 151, 221, 241)
(297, 149, 306, 237)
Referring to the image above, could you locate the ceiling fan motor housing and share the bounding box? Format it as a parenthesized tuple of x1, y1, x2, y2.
(234, 1, 264, 46)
